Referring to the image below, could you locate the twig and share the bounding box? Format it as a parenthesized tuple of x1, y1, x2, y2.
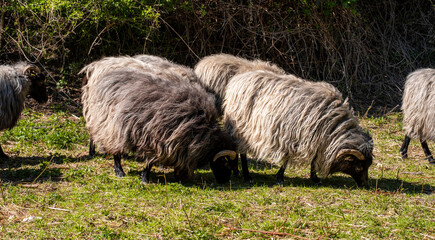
(159, 17, 200, 60)
(224, 225, 311, 239)
(31, 156, 54, 184)
(88, 23, 115, 55)
(48, 207, 73, 212)
(182, 207, 194, 232)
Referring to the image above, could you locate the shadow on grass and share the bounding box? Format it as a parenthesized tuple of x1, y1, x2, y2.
(1, 156, 432, 195)
(0, 154, 94, 183)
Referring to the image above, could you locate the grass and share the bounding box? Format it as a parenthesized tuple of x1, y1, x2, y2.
(0, 110, 434, 239)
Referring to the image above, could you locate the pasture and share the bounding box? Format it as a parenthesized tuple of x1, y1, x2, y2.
(0, 108, 434, 239)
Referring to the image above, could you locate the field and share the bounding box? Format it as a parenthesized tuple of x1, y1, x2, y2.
(0, 108, 434, 239)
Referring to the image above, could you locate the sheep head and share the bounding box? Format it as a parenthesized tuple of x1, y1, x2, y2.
(24, 65, 48, 103)
(210, 149, 237, 184)
(332, 149, 373, 187)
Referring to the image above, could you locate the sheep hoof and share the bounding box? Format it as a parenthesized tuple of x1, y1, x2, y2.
(275, 180, 284, 186)
(400, 152, 408, 159)
(114, 169, 126, 177)
(244, 176, 253, 184)
(141, 177, 149, 184)
(428, 158, 435, 165)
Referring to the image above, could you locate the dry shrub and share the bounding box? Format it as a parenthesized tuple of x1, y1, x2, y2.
(1, 0, 433, 112)
(161, 0, 434, 112)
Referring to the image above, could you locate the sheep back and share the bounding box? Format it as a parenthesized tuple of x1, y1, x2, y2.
(402, 68, 435, 142)
(80, 55, 196, 86)
(194, 53, 285, 110)
(223, 70, 373, 177)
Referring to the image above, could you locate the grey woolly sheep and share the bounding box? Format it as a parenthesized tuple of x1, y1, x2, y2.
(80, 62, 237, 184)
(223, 70, 374, 186)
(194, 53, 286, 182)
(0, 62, 48, 159)
(400, 68, 435, 164)
(82, 55, 197, 157)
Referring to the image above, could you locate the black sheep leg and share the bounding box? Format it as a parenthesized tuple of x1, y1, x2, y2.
(400, 135, 411, 159)
(232, 155, 240, 177)
(240, 153, 253, 183)
(89, 137, 96, 157)
(310, 159, 321, 184)
(0, 145, 9, 160)
(421, 140, 435, 164)
(113, 154, 126, 177)
(276, 164, 286, 185)
(141, 164, 153, 183)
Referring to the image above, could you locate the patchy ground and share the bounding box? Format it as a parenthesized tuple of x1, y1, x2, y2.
(0, 108, 434, 239)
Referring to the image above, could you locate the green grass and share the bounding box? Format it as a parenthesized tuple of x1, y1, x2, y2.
(0, 110, 434, 239)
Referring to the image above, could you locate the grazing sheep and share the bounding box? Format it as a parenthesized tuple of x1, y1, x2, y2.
(223, 70, 374, 186)
(82, 55, 197, 157)
(0, 62, 48, 159)
(400, 68, 435, 164)
(194, 53, 286, 181)
(80, 63, 237, 184)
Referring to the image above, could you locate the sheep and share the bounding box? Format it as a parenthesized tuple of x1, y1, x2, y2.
(80, 62, 237, 184)
(223, 70, 374, 186)
(194, 53, 286, 182)
(82, 55, 197, 157)
(400, 68, 435, 164)
(0, 62, 48, 159)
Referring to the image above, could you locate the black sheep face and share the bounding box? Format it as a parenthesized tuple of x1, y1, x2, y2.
(208, 130, 238, 184)
(28, 72, 48, 103)
(331, 153, 373, 187)
(210, 156, 238, 184)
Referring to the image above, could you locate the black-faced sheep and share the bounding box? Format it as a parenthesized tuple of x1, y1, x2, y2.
(400, 68, 435, 164)
(194, 53, 286, 182)
(80, 62, 237, 184)
(0, 62, 48, 159)
(223, 70, 374, 186)
(82, 55, 197, 157)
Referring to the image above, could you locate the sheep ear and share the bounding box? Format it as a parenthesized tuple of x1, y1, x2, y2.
(23, 65, 41, 76)
(336, 149, 365, 161)
(213, 150, 236, 162)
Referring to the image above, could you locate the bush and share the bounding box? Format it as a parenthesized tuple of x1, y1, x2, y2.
(1, 0, 434, 111)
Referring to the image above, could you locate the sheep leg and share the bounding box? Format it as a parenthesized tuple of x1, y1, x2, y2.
(232, 155, 240, 177)
(113, 154, 126, 177)
(89, 137, 96, 157)
(310, 160, 321, 184)
(420, 140, 435, 164)
(141, 164, 152, 183)
(0, 145, 9, 160)
(400, 135, 411, 159)
(276, 165, 286, 185)
(240, 153, 253, 183)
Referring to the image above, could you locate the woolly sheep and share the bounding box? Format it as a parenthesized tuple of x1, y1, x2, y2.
(80, 61, 237, 183)
(194, 53, 286, 181)
(400, 68, 435, 164)
(223, 70, 374, 186)
(0, 62, 48, 159)
(82, 55, 197, 157)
